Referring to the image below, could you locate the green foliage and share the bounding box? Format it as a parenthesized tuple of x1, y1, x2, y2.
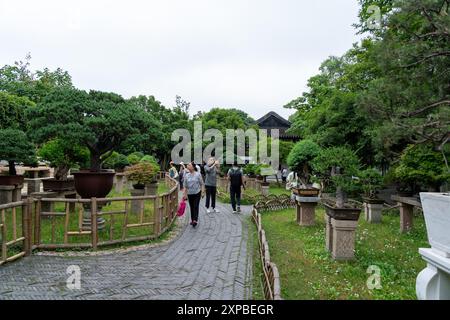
(0, 129, 36, 175)
(38, 139, 89, 179)
(394, 144, 450, 192)
(287, 140, 321, 185)
(243, 164, 259, 176)
(312, 147, 361, 193)
(358, 168, 384, 198)
(0, 54, 73, 103)
(0, 92, 35, 131)
(125, 162, 160, 185)
(140, 155, 159, 166)
(101, 152, 130, 171)
(127, 152, 144, 165)
(29, 88, 160, 171)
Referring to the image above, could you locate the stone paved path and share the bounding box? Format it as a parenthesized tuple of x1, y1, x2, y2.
(0, 200, 253, 300)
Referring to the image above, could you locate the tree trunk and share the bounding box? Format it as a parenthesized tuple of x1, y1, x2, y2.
(55, 165, 70, 181)
(8, 161, 16, 176)
(336, 187, 347, 208)
(90, 153, 102, 172)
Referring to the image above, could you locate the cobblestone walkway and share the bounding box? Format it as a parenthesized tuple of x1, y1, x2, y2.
(0, 200, 253, 300)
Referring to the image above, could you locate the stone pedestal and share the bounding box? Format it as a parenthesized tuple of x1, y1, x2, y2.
(365, 203, 383, 224)
(330, 218, 358, 261)
(416, 248, 450, 300)
(25, 178, 41, 195)
(0, 185, 15, 205)
(31, 191, 58, 214)
(295, 196, 319, 226)
(325, 215, 333, 252)
(114, 173, 126, 194)
(399, 203, 414, 233)
(82, 203, 105, 231)
(130, 188, 145, 214)
(261, 185, 269, 196)
(145, 182, 158, 196)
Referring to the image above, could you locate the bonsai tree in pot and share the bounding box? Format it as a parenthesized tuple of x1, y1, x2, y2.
(29, 88, 159, 199)
(243, 164, 259, 178)
(37, 139, 89, 191)
(312, 146, 361, 219)
(287, 139, 321, 195)
(0, 129, 36, 185)
(358, 168, 384, 203)
(394, 144, 450, 196)
(358, 168, 385, 223)
(125, 161, 160, 195)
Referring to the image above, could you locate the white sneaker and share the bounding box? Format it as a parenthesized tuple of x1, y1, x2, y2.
(232, 210, 237, 214)
(213, 208, 220, 213)
(206, 209, 211, 213)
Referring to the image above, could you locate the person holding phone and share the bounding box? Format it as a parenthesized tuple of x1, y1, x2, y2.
(182, 162, 205, 227)
(204, 157, 220, 213)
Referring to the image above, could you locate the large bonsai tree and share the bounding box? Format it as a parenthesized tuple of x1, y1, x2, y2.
(287, 139, 321, 187)
(0, 129, 36, 175)
(394, 144, 450, 193)
(29, 88, 159, 172)
(38, 139, 89, 180)
(312, 147, 360, 208)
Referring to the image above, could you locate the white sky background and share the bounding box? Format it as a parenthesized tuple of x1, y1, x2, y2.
(0, 0, 362, 120)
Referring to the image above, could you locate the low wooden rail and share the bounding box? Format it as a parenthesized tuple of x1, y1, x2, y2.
(252, 208, 282, 300)
(0, 199, 32, 266)
(0, 175, 179, 265)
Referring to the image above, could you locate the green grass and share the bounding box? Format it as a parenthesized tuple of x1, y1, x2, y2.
(269, 184, 291, 196)
(256, 206, 428, 300)
(1, 183, 176, 258)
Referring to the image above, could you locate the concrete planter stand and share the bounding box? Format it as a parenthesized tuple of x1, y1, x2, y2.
(363, 198, 384, 224)
(261, 184, 270, 196)
(295, 196, 319, 226)
(130, 188, 145, 214)
(416, 193, 450, 300)
(114, 173, 126, 194)
(0, 185, 15, 205)
(324, 204, 361, 261)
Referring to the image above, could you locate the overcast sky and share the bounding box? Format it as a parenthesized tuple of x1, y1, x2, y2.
(0, 0, 362, 120)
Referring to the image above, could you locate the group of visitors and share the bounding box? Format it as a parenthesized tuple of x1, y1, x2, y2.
(168, 159, 245, 228)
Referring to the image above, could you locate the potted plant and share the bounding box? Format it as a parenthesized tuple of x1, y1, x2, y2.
(0, 129, 36, 186)
(395, 144, 450, 198)
(287, 139, 321, 196)
(38, 139, 90, 191)
(258, 164, 273, 187)
(358, 168, 384, 204)
(125, 161, 160, 193)
(358, 168, 385, 223)
(29, 88, 157, 199)
(312, 147, 362, 220)
(243, 164, 259, 178)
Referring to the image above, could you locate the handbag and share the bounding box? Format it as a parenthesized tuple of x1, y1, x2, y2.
(177, 199, 186, 217)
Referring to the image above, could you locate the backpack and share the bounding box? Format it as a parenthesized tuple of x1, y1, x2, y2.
(229, 168, 243, 189)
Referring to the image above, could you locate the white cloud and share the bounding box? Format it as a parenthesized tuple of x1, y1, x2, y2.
(0, 0, 362, 120)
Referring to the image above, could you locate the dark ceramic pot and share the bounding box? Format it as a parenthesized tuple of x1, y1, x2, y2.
(43, 178, 75, 192)
(324, 203, 361, 221)
(73, 170, 115, 199)
(0, 175, 24, 186)
(293, 187, 320, 197)
(362, 196, 384, 205)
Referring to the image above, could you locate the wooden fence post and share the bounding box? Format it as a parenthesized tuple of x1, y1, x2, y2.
(22, 198, 33, 256)
(154, 197, 161, 235)
(91, 198, 98, 250)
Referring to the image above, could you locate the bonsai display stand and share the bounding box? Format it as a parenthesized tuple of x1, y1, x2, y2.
(391, 195, 422, 233)
(363, 200, 384, 224)
(0, 184, 23, 205)
(295, 196, 319, 226)
(114, 173, 126, 194)
(31, 190, 77, 215)
(416, 248, 450, 300)
(324, 204, 361, 261)
(261, 185, 269, 196)
(130, 188, 145, 214)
